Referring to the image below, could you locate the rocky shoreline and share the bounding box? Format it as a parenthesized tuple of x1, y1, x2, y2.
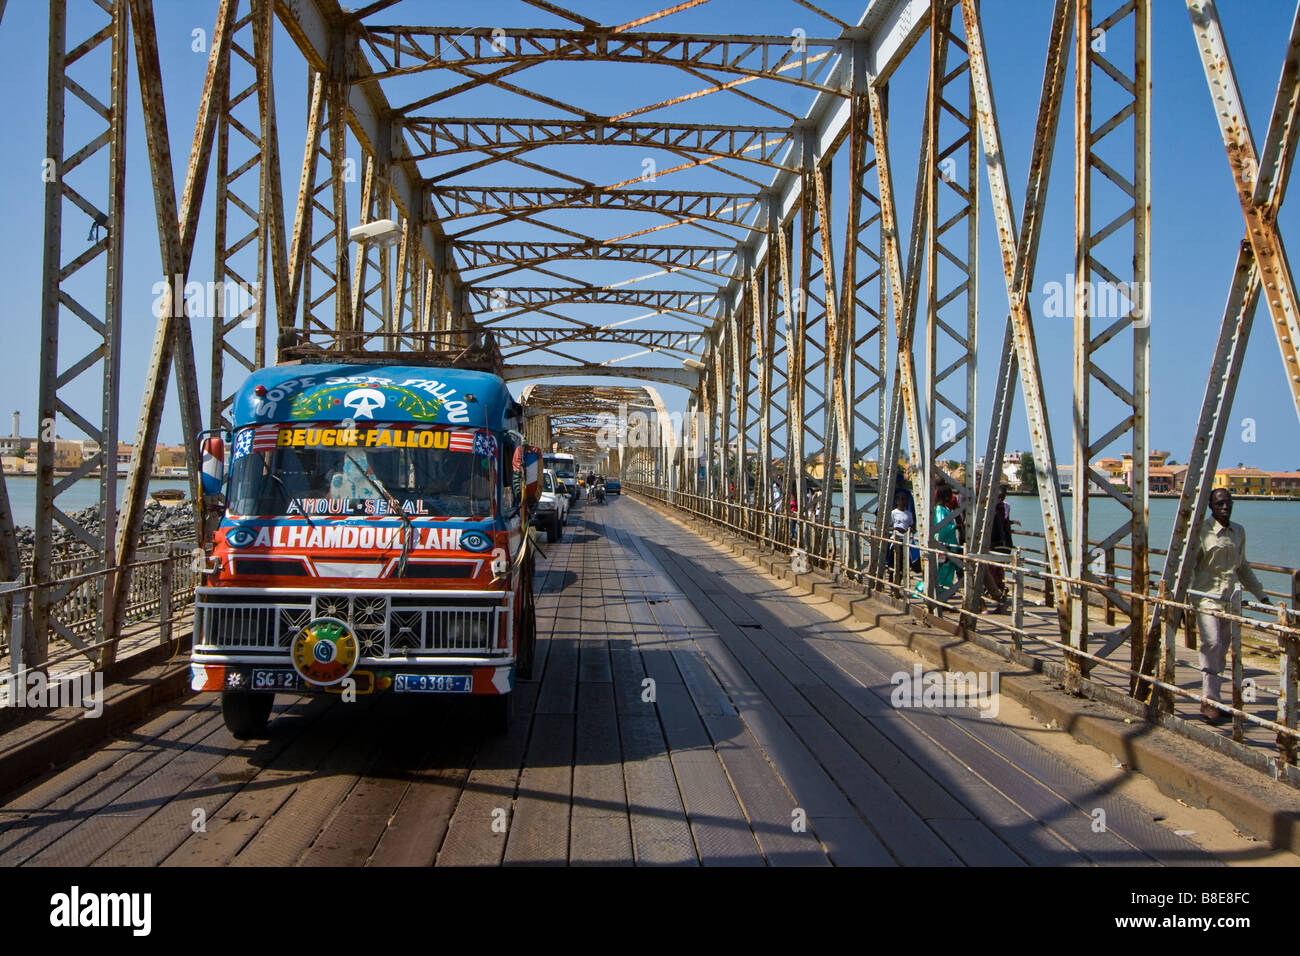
(13, 500, 198, 558)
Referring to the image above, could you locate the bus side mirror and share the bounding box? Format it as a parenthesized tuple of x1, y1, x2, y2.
(200, 434, 225, 494)
(523, 448, 541, 505)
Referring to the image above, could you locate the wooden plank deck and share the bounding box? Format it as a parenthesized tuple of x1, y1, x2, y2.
(0, 495, 1240, 866)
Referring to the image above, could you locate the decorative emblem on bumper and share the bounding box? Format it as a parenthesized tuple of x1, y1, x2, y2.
(290, 617, 359, 686)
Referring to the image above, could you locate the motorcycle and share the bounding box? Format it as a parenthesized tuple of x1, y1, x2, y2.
(593, 483, 606, 504)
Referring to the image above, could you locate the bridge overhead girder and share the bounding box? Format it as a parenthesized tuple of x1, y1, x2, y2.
(521, 383, 676, 483)
(506, 365, 698, 390)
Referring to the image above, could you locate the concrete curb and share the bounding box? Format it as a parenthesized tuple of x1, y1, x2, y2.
(634, 494, 1300, 853)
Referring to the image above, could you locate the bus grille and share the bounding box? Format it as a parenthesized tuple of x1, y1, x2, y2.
(195, 591, 507, 657)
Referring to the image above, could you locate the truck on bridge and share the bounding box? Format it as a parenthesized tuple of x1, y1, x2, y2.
(189, 335, 540, 738)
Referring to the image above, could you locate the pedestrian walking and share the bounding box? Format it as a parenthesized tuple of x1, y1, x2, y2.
(1190, 488, 1272, 724)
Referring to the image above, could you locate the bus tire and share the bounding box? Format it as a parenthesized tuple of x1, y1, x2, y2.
(517, 568, 537, 681)
(222, 690, 274, 739)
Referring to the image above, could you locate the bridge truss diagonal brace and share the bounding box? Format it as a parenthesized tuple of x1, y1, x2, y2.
(962, 0, 1073, 621)
(1189, 0, 1300, 423)
(34, 0, 132, 669)
(957, 0, 1072, 623)
(1067, 0, 1151, 682)
(111, 0, 235, 666)
(1141, 0, 1300, 717)
(211, 0, 288, 430)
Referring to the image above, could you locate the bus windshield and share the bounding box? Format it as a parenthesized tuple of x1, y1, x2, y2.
(226, 423, 497, 519)
(545, 455, 576, 480)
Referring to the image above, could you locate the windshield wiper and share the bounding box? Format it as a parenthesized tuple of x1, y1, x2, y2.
(344, 454, 415, 576)
(266, 473, 315, 527)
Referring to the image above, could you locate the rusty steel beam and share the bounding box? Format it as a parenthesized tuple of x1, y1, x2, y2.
(360, 28, 845, 96)
(962, 0, 1072, 621)
(504, 364, 699, 388)
(1189, 0, 1300, 424)
(751, 249, 775, 539)
(869, 79, 927, 577)
(718, 308, 733, 521)
(430, 185, 762, 232)
(958, 0, 1071, 621)
(284, 69, 324, 336)
(853, 106, 888, 564)
(274, 0, 469, 322)
(211, 0, 281, 430)
(256, 0, 290, 346)
(494, 326, 703, 352)
(467, 285, 720, 320)
(1068, 0, 1151, 685)
(921, 0, 978, 604)
(452, 240, 737, 278)
(811, 160, 843, 558)
(34, 0, 132, 668)
(402, 117, 798, 170)
(1139, 0, 1300, 708)
(111, 0, 229, 666)
(840, 61, 887, 572)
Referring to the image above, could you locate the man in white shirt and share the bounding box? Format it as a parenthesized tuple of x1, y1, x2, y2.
(1191, 488, 1270, 724)
(888, 490, 914, 580)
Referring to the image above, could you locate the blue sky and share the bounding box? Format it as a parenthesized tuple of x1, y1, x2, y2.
(1, 0, 1297, 472)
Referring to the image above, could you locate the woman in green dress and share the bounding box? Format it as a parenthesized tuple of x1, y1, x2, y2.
(916, 486, 960, 596)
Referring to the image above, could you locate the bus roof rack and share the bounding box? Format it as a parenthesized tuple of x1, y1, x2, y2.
(275, 328, 505, 376)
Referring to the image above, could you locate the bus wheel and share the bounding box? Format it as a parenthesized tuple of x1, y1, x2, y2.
(222, 691, 274, 739)
(518, 571, 537, 680)
(480, 693, 512, 735)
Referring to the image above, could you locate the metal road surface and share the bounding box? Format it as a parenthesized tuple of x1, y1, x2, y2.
(0, 497, 1226, 866)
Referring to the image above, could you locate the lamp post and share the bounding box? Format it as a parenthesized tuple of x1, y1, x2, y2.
(348, 218, 403, 348)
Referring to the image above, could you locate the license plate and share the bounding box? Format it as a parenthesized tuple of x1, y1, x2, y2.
(394, 674, 472, 694)
(251, 669, 301, 691)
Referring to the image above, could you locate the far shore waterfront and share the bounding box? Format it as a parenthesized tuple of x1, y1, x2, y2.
(6, 469, 186, 479)
(5, 475, 190, 529)
(1007, 490, 1297, 502)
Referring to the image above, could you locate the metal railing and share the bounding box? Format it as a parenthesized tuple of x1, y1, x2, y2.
(629, 481, 1300, 775)
(0, 533, 198, 672)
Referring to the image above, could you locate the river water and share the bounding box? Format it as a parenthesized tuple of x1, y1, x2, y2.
(4, 476, 191, 529)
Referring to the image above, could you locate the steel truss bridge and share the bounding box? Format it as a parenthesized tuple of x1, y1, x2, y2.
(4, 0, 1300, 776)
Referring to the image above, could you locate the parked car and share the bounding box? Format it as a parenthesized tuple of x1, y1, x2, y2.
(532, 469, 569, 542)
(604, 476, 621, 495)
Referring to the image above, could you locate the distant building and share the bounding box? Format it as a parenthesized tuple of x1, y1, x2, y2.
(1053, 464, 1073, 494)
(1148, 466, 1179, 495)
(997, 454, 1021, 488)
(1120, 450, 1174, 489)
(1093, 457, 1125, 482)
(52, 439, 83, 470)
(155, 444, 187, 470)
(1265, 471, 1300, 497)
(1166, 463, 1189, 494)
(0, 436, 31, 457)
(1214, 467, 1270, 496)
